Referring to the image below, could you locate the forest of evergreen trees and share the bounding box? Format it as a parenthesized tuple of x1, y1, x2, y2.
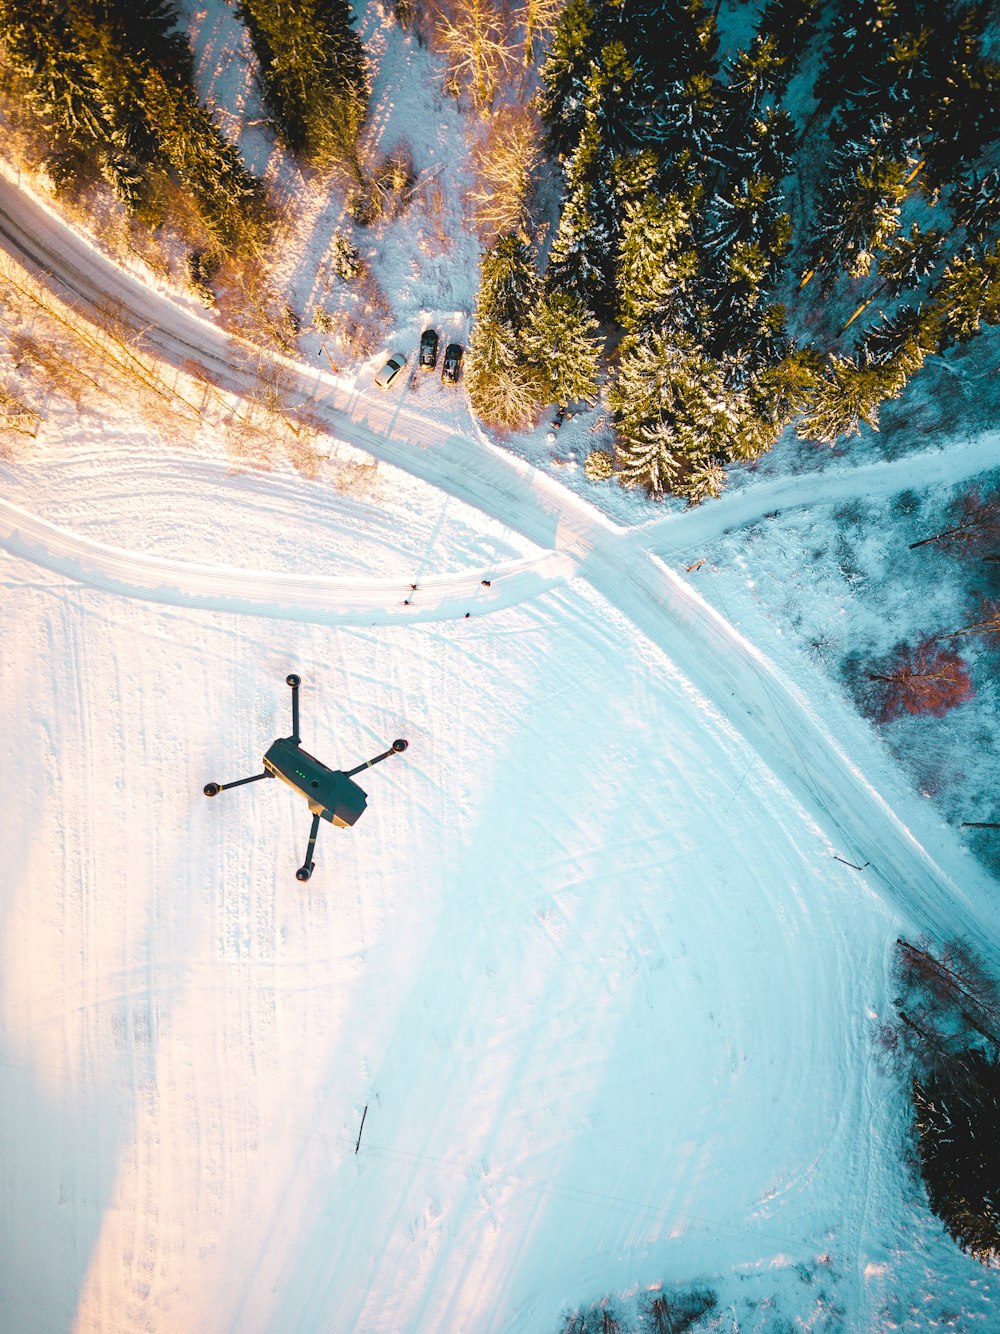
(236, 0, 367, 171)
(467, 0, 1000, 503)
(0, 0, 367, 255)
(0, 0, 270, 251)
(886, 939, 1000, 1267)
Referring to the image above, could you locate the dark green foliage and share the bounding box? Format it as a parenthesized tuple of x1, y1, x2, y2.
(466, 235, 543, 427)
(236, 0, 367, 167)
(806, 123, 909, 280)
(0, 0, 268, 249)
(756, 0, 821, 79)
(608, 331, 741, 501)
(930, 249, 1000, 347)
(914, 1054, 1000, 1265)
(524, 290, 602, 405)
(888, 939, 1000, 1266)
(795, 354, 907, 444)
(494, 0, 1000, 498)
(951, 169, 1000, 254)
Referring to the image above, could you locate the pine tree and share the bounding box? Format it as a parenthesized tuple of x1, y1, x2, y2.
(616, 180, 700, 337)
(0, 0, 268, 248)
(877, 223, 945, 296)
(545, 105, 617, 315)
(756, 0, 820, 84)
(609, 330, 738, 500)
(951, 169, 1000, 255)
(795, 353, 907, 444)
(142, 67, 268, 249)
(237, 0, 367, 166)
(930, 249, 1000, 347)
(466, 235, 542, 428)
(858, 304, 939, 376)
(538, 0, 604, 161)
(807, 122, 909, 280)
(523, 290, 602, 404)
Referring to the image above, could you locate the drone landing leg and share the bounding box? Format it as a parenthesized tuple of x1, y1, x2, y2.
(296, 812, 322, 882)
(204, 771, 272, 797)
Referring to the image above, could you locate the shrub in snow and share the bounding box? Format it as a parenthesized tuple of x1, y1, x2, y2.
(348, 143, 416, 226)
(641, 1285, 718, 1333)
(867, 639, 974, 723)
(584, 449, 613, 481)
(909, 487, 1000, 556)
(329, 230, 363, 281)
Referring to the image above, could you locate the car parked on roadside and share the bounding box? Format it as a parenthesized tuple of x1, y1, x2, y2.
(374, 351, 407, 389)
(441, 343, 463, 383)
(419, 328, 439, 371)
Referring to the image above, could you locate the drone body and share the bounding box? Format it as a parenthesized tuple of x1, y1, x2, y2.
(204, 674, 408, 880)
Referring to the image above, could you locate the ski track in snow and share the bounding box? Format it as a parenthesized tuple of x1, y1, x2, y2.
(2, 168, 998, 1334)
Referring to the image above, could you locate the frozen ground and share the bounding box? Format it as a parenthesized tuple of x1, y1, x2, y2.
(3, 410, 999, 1334)
(2, 3, 1000, 1329)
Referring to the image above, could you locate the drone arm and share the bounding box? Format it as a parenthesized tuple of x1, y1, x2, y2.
(204, 771, 272, 796)
(287, 674, 301, 744)
(343, 738, 408, 779)
(296, 812, 322, 882)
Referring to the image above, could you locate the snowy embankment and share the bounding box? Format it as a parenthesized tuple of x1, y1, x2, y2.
(3, 165, 999, 1333)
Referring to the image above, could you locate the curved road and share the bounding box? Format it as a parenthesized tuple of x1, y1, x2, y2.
(1, 166, 997, 963)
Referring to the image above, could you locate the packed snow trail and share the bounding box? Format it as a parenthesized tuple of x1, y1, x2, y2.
(1, 167, 997, 967)
(0, 494, 575, 624)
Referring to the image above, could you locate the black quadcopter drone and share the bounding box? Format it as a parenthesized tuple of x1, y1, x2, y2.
(204, 674, 408, 881)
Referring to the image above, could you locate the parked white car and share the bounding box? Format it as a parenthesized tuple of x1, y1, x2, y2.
(374, 351, 407, 389)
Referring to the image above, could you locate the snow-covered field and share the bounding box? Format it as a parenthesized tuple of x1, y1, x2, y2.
(3, 3, 1000, 1330)
(3, 364, 1000, 1333)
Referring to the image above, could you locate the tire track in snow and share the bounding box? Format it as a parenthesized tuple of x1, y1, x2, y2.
(1, 168, 997, 968)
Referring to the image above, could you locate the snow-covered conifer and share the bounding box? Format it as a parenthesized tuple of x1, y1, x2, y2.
(930, 250, 1000, 346)
(616, 185, 699, 336)
(523, 290, 602, 405)
(609, 331, 739, 500)
(795, 353, 907, 444)
(877, 223, 945, 296)
(237, 0, 367, 166)
(858, 304, 939, 376)
(466, 235, 543, 427)
(951, 170, 1000, 254)
(756, 0, 820, 85)
(806, 123, 908, 280)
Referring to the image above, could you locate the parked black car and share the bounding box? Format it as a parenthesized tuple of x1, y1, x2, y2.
(419, 328, 439, 371)
(442, 343, 463, 383)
